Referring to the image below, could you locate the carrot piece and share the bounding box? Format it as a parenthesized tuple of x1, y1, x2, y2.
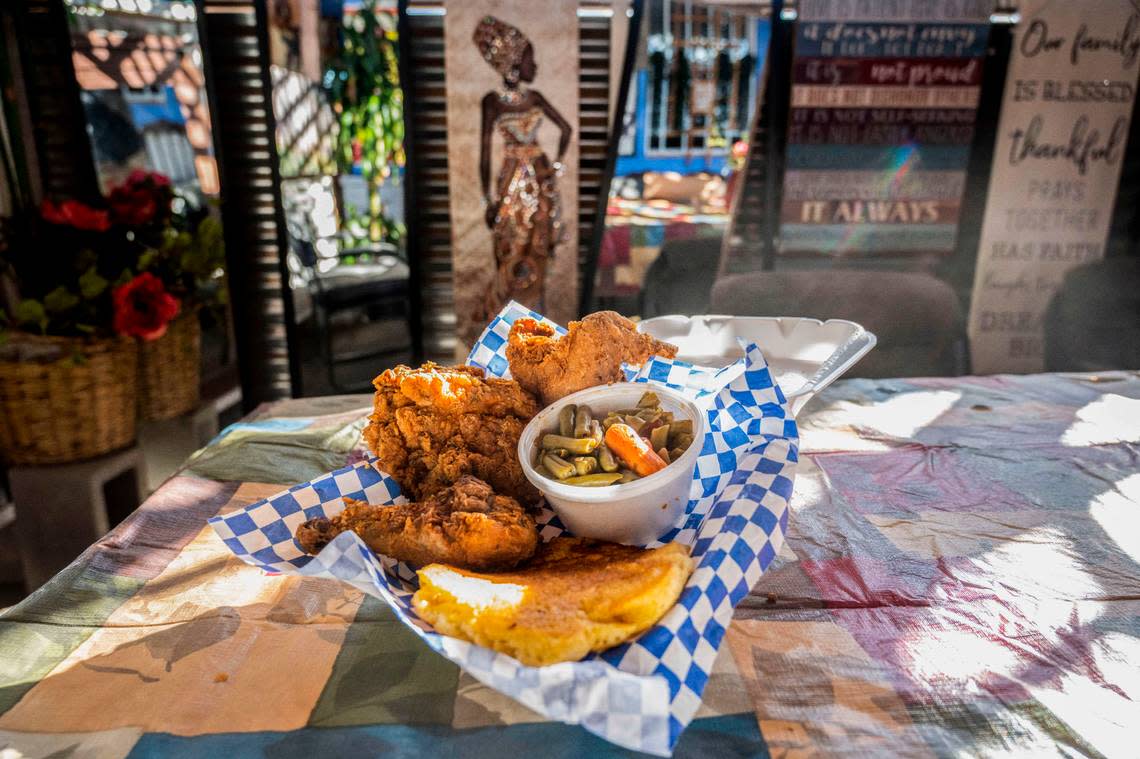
(604, 423, 667, 477)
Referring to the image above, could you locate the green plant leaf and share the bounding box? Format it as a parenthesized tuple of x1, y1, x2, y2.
(79, 266, 108, 299)
(15, 299, 48, 333)
(44, 286, 79, 315)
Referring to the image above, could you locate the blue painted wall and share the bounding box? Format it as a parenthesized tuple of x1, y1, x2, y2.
(615, 18, 770, 178)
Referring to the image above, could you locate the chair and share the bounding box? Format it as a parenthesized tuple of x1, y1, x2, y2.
(640, 236, 724, 318)
(710, 269, 965, 378)
(289, 235, 413, 392)
(1044, 257, 1140, 372)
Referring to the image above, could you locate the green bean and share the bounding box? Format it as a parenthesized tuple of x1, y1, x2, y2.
(590, 418, 604, 445)
(672, 433, 694, 451)
(573, 405, 592, 438)
(618, 469, 637, 483)
(558, 404, 577, 437)
(543, 453, 575, 480)
(548, 447, 570, 458)
(657, 447, 671, 464)
(649, 423, 670, 452)
(670, 447, 685, 462)
(597, 443, 619, 472)
(602, 414, 622, 430)
(637, 391, 659, 408)
(562, 473, 623, 487)
(668, 419, 693, 438)
(571, 456, 598, 475)
(542, 434, 598, 454)
(535, 464, 553, 479)
(623, 415, 644, 435)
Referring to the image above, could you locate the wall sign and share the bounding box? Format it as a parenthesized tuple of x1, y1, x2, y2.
(967, 0, 1140, 374)
(781, 0, 992, 255)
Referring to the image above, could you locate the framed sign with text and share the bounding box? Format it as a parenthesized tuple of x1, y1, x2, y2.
(780, 0, 992, 256)
(966, 0, 1140, 374)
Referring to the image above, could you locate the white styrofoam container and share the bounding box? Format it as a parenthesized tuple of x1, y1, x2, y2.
(637, 315, 877, 415)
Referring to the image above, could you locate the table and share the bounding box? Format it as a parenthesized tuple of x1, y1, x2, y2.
(594, 199, 729, 300)
(2, 372, 1138, 757)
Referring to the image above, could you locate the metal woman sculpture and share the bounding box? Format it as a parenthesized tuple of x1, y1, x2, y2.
(473, 15, 573, 324)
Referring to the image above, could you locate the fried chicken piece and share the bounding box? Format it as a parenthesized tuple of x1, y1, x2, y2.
(295, 476, 538, 571)
(506, 311, 679, 406)
(363, 363, 541, 506)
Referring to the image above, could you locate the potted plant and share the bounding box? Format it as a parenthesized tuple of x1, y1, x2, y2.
(108, 171, 226, 420)
(0, 196, 149, 463)
(0, 172, 225, 464)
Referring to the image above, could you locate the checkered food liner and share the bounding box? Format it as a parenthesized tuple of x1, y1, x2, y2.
(210, 301, 798, 756)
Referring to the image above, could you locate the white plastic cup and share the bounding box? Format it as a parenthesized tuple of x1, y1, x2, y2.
(518, 383, 706, 545)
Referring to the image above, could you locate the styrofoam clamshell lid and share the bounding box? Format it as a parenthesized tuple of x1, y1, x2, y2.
(637, 315, 877, 415)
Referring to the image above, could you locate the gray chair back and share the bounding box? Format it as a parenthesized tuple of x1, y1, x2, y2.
(711, 269, 964, 378)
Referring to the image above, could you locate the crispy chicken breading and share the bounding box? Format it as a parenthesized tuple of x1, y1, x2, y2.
(295, 476, 538, 570)
(506, 311, 679, 406)
(362, 363, 541, 505)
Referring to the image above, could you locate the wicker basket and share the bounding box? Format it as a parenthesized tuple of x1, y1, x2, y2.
(137, 308, 201, 421)
(0, 334, 139, 465)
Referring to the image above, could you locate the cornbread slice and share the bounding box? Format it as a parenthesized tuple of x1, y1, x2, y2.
(412, 537, 694, 666)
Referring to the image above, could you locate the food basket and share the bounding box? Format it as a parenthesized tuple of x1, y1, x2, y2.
(0, 333, 138, 464)
(211, 302, 801, 755)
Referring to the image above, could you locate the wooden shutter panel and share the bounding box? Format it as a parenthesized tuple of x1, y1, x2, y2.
(197, 0, 299, 407)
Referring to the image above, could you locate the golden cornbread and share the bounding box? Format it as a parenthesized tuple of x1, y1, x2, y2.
(412, 537, 694, 666)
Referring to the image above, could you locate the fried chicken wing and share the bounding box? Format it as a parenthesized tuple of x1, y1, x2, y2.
(362, 363, 541, 506)
(295, 476, 538, 571)
(506, 311, 679, 406)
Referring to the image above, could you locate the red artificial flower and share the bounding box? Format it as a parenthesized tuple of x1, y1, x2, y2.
(113, 272, 181, 341)
(40, 199, 111, 232)
(108, 170, 172, 226)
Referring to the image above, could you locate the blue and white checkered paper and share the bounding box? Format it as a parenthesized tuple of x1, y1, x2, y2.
(210, 301, 798, 756)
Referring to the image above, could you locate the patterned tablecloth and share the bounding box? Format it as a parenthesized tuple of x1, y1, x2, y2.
(2, 371, 1138, 757)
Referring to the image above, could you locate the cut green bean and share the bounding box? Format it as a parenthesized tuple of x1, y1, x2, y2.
(543, 453, 575, 479)
(534, 464, 553, 478)
(542, 434, 598, 454)
(637, 391, 659, 408)
(670, 447, 685, 462)
(657, 447, 671, 464)
(558, 404, 576, 437)
(649, 423, 670, 452)
(623, 415, 644, 435)
(571, 456, 598, 475)
(618, 469, 637, 483)
(668, 419, 693, 437)
(573, 404, 592, 438)
(597, 443, 619, 472)
(590, 418, 604, 445)
(562, 473, 623, 487)
(672, 433, 694, 451)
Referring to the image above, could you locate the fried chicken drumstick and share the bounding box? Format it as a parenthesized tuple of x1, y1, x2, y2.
(362, 363, 541, 506)
(295, 476, 538, 570)
(506, 311, 679, 406)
